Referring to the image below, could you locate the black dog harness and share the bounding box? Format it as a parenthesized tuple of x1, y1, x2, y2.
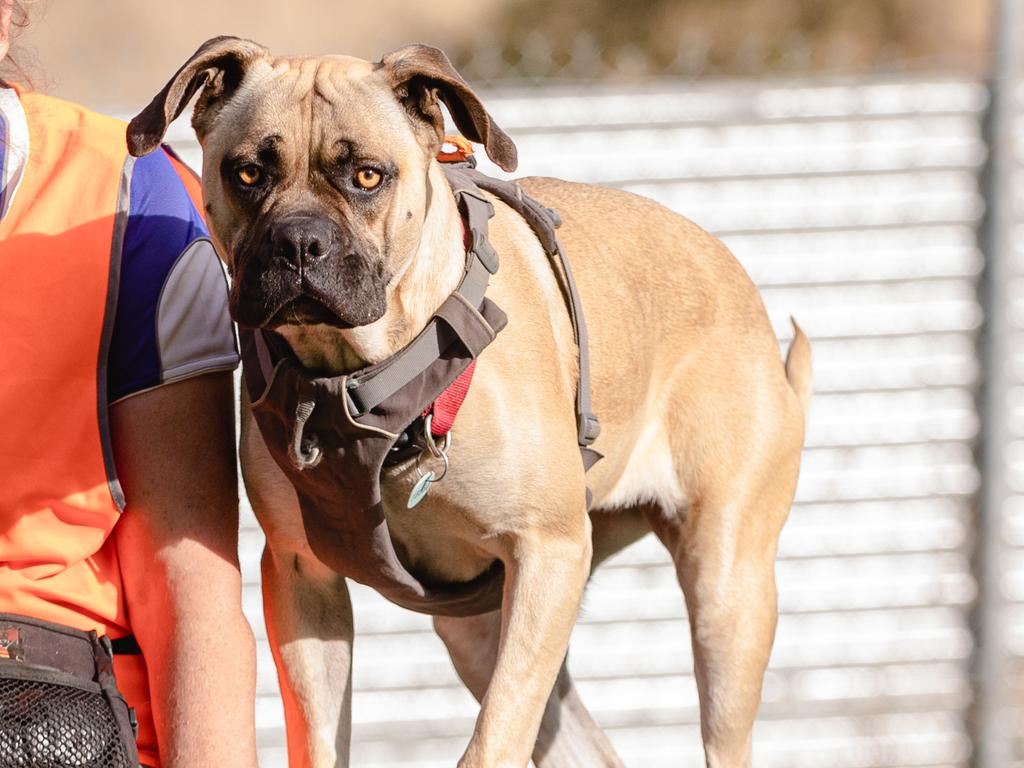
(240, 162, 600, 617)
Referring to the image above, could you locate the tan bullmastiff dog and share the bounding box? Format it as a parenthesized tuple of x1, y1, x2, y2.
(128, 36, 811, 768)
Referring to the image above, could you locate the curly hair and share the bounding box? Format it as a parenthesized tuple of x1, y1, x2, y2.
(1, 1, 32, 85)
(4, 1, 29, 40)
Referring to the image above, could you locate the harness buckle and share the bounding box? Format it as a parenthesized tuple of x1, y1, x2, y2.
(578, 412, 602, 445)
(345, 380, 365, 418)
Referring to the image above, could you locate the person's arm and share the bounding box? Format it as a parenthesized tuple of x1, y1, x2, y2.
(112, 371, 258, 768)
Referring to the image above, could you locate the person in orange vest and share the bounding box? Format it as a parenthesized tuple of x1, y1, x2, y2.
(0, 3, 258, 767)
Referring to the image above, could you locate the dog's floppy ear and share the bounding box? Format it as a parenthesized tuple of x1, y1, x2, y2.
(379, 44, 517, 172)
(127, 36, 268, 157)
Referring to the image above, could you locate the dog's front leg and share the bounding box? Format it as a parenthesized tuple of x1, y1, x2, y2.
(459, 520, 592, 768)
(262, 545, 354, 768)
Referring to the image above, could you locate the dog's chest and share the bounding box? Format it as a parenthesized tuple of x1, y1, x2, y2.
(378, 467, 499, 584)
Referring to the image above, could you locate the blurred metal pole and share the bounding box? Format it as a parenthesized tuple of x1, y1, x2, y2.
(974, 0, 1023, 765)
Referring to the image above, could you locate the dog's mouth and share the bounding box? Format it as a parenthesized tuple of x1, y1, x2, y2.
(265, 294, 355, 330)
(229, 222, 390, 331)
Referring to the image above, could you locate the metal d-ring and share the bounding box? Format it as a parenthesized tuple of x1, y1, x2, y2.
(414, 446, 449, 483)
(423, 414, 452, 459)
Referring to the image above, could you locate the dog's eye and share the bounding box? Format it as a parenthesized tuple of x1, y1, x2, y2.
(354, 168, 383, 191)
(236, 164, 263, 186)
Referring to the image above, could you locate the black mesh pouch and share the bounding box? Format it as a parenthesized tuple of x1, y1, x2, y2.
(0, 615, 138, 768)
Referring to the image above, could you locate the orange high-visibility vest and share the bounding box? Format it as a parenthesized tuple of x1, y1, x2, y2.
(0, 88, 189, 768)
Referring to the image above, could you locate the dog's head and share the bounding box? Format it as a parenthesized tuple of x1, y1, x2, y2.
(127, 37, 516, 334)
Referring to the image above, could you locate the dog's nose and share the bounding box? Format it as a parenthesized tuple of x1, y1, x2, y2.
(271, 217, 334, 269)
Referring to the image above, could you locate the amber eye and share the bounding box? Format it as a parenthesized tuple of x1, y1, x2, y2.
(354, 168, 383, 191)
(236, 164, 263, 186)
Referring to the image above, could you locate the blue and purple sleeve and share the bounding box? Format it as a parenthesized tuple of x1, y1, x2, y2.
(107, 149, 238, 405)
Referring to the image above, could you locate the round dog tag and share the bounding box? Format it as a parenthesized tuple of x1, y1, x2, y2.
(407, 471, 435, 509)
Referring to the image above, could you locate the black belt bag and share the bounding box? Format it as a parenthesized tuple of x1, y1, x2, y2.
(0, 613, 139, 768)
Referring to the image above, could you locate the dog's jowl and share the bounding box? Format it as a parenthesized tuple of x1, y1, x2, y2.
(129, 36, 811, 768)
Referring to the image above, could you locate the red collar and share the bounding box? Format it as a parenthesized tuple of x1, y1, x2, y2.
(424, 360, 476, 437)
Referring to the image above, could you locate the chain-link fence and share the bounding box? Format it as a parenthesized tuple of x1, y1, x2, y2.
(450, 30, 977, 86)
(446, 0, 988, 86)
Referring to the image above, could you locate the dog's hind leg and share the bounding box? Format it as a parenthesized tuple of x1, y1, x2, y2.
(262, 546, 354, 768)
(535, 662, 626, 768)
(645, 425, 802, 768)
(645, 492, 784, 767)
(434, 611, 624, 768)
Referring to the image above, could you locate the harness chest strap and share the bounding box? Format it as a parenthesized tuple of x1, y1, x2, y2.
(243, 300, 507, 616)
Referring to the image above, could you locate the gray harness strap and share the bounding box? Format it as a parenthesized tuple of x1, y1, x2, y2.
(239, 163, 601, 616)
(462, 169, 602, 467)
(348, 165, 601, 466)
(345, 170, 497, 417)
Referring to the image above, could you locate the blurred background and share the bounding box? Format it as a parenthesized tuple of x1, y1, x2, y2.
(9, 0, 1020, 766)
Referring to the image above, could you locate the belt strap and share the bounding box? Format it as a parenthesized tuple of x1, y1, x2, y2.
(0, 613, 113, 682)
(111, 634, 142, 655)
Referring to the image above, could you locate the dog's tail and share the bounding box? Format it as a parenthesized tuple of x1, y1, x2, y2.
(784, 317, 813, 414)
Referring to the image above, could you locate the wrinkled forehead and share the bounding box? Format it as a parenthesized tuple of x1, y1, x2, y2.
(204, 54, 419, 160)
